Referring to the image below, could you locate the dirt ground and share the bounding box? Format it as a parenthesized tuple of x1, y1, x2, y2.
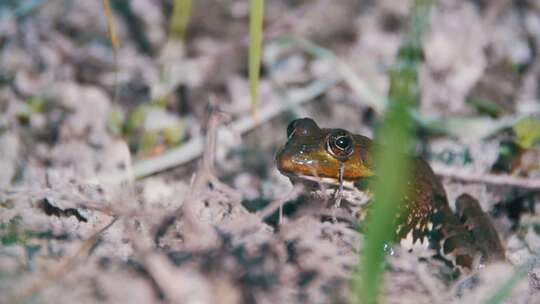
(2, 0, 540, 303)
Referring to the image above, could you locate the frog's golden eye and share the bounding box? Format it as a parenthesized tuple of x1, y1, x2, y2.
(326, 130, 354, 160)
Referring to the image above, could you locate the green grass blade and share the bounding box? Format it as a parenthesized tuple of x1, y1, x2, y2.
(101, 0, 119, 53)
(169, 0, 192, 41)
(101, 0, 120, 104)
(249, 0, 264, 117)
(359, 101, 414, 304)
(355, 1, 435, 303)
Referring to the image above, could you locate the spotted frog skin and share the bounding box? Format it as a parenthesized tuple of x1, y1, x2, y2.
(276, 118, 505, 269)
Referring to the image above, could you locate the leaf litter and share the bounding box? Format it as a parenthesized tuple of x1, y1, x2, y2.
(1, 0, 540, 303)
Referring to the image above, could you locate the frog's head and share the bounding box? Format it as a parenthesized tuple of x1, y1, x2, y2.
(276, 118, 374, 183)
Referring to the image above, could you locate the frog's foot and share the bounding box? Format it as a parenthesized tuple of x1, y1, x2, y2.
(455, 194, 506, 264)
(456, 194, 488, 229)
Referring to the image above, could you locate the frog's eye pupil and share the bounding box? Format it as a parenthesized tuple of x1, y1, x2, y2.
(335, 136, 351, 150)
(327, 131, 354, 160)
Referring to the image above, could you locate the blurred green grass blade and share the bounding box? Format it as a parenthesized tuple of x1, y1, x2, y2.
(169, 0, 192, 41)
(101, 0, 119, 53)
(359, 62, 417, 304)
(357, 0, 434, 303)
(486, 259, 535, 304)
(359, 101, 413, 304)
(249, 0, 264, 117)
(102, 0, 121, 104)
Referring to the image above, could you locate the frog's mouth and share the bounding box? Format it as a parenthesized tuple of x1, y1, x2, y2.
(276, 139, 374, 183)
(284, 173, 356, 191)
(276, 144, 357, 191)
(276, 143, 345, 180)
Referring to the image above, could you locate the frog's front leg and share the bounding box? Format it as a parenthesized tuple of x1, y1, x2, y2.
(455, 194, 506, 264)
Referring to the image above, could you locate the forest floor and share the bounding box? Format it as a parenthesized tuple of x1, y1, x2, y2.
(1, 0, 540, 303)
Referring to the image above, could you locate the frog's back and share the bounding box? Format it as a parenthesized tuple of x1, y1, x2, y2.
(402, 158, 505, 268)
(395, 157, 476, 265)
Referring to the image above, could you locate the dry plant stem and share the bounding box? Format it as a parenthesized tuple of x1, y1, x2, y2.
(279, 203, 283, 224)
(12, 215, 119, 303)
(160, 111, 233, 251)
(195, 109, 241, 201)
(432, 164, 540, 189)
(331, 163, 346, 222)
(257, 185, 304, 220)
(335, 163, 346, 208)
(175, 111, 227, 219)
(192, 110, 231, 190)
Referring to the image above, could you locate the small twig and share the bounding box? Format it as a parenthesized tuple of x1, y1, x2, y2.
(192, 106, 231, 191)
(257, 185, 304, 221)
(332, 163, 346, 222)
(279, 203, 283, 225)
(192, 106, 242, 203)
(155, 109, 235, 251)
(432, 164, 540, 190)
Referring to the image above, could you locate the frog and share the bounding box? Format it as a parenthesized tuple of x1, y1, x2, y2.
(276, 117, 505, 269)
